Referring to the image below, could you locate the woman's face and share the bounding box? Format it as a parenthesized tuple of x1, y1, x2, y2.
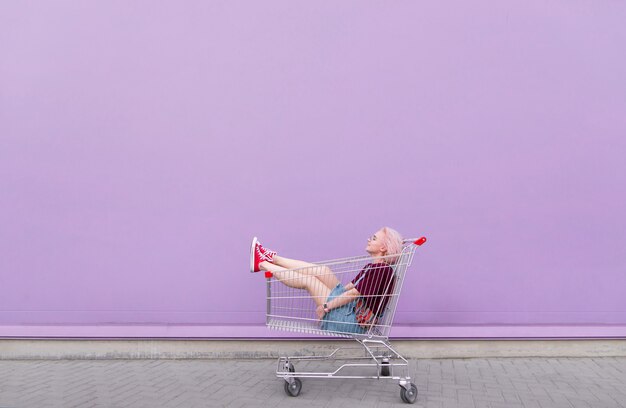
(366, 229, 387, 256)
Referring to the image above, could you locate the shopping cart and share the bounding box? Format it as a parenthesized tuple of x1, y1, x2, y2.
(261, 236, 427, 404)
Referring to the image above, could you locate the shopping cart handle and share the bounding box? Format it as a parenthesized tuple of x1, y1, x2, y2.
(414, 237, 427, 246)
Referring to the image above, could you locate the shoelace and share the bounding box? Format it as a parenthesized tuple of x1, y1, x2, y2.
(257, 244, 276, 262)
(255, 245, 272, 262)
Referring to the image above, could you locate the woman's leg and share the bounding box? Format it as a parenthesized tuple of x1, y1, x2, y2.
(272, 255, 341, 289)
(260, 261, 331, 307)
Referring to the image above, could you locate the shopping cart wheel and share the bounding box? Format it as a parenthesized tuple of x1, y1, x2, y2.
(284, 378, 302, 397)
(380, 358, 390, 376)
(400, 383, 417, 404)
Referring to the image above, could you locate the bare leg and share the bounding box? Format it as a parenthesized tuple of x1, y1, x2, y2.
(272, 255, 341, 289)
(260, 261, 331, 306)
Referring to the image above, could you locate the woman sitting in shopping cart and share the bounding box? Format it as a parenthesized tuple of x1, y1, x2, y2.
(251, 227, 403, 334)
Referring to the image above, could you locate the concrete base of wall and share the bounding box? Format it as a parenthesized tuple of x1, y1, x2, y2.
(2, 339, 626, 360)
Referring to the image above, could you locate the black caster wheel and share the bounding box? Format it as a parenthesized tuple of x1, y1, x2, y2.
(380, 358, 390, 376)
(400, 383, 418, 404)
(284, 378, 302, 397)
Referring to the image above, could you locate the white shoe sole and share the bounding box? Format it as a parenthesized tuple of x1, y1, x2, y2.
(250, 236, 258, 273)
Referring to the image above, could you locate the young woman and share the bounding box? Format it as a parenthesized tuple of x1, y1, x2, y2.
(250, 227, 404, 334)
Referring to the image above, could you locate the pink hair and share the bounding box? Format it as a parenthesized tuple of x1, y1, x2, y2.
(381, 226, 404, 264)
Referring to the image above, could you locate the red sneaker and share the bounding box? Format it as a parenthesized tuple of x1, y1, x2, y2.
(257, 242, 276, 263)
(250, 237, 261, 273)
(250, 237, 274, 273)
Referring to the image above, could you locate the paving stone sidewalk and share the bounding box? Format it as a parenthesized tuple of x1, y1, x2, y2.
(1, 357, 626, 408)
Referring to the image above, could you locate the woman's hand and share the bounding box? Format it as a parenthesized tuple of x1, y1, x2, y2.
(316, 304, 326, 319)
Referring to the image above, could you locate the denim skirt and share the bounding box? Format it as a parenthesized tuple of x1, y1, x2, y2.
(320, 284, 366, 335)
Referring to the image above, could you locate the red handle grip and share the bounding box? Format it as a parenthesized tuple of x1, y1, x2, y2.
(414, 236, 427, 246)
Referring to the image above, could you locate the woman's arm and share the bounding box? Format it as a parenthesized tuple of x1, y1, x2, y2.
(328, 288, 359, 309)
(316, 288, 360, 319)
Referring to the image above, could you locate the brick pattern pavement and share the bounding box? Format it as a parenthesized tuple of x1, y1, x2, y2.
(1, 357, 626, 408)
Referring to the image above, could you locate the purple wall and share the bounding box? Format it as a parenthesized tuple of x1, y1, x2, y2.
(2, 1, 626, 338)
